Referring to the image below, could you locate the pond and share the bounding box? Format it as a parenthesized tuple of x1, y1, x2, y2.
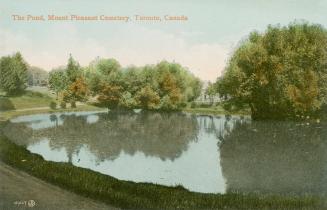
(2, 111, 327, 195)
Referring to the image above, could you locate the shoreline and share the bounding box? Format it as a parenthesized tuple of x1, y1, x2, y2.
(0, 133, 320, 209)
(0, 106, 323, 209)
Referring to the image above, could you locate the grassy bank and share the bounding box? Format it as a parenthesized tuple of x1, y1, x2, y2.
(0, 90, 53, 110)
(0, 104, 106, 121)
(0, 128, 322, 209)
(0, 89, 106, 121)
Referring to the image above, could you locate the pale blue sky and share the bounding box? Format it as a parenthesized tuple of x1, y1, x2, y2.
(1, 0, 326, 80)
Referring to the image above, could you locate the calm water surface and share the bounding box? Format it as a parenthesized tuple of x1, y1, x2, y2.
(2, 111, 327, 195)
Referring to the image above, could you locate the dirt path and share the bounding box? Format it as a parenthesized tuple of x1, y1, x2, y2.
(0, 161, 118, 210)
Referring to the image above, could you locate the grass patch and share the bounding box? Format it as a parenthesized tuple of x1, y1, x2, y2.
(0, 104, 106, 121)
(5, 90, 53, 109)
(0, 89, 106, 121)
(0, 128, 322, 209)
(0, 97, 15, 111)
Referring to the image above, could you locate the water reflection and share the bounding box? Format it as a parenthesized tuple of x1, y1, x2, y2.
(2, 111, 232, 193)
(219, 120, 327, 195)
(3, 111, 326, 195)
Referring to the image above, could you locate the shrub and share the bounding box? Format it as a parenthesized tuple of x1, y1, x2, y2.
(199, 103, 212, 108)
(49, 101, 57, 110)
(60, 101, 66, 109)
(25, 91, 45, 98)
(0, 97, 15, 111)
(70, 101, 76, 108)
(190, 102, 196, 108)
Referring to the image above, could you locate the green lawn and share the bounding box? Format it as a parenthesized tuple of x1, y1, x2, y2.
(9, 92, 53, 109)
(0, 89, 105, 121)
(0, 105, 106, 121)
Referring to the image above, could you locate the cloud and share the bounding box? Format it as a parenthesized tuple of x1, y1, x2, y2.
(0, 24, 229, 81)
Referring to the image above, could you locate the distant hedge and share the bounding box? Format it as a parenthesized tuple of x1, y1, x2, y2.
(0, 97, 15, 111)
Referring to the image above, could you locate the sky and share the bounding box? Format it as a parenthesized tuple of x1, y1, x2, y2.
(1, 0, 327, 81)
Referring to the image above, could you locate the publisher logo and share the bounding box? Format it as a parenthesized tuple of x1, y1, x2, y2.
(14, 199, 36, 208)
(28, 200, 36, 208)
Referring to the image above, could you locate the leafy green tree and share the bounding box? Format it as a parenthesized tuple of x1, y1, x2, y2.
(62, 77, 89, 105)
(0, 52, 28, 95)
(185, 77, 202, 102)
(85, 72, 102, 95)
(119, 91, 136, 109)
(216, 22, 327, 119)
(66, 54, 81, 83)
(86, 59, 201, 111)
(135, 86, 160, 110)
(48, 69, 68, 99)
(97, 84, 123, 109)
(85, 58, 122, 95)
(205, 82, 216, 104)
(96, 58, 121, 77)
(121, 67, 144, 95)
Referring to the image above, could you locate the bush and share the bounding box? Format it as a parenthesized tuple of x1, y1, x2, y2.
(190, 102, 196, 108)
(70, 101, 76, 108)
(60, 101, 66, 109)
(25, 91, 45, 98)
(179, 102, 187, 108)
(0, 97, 15, 111)
(198, 103, 213, 108)
(49, 101, 57, 110)
(222, 101, 232, 111)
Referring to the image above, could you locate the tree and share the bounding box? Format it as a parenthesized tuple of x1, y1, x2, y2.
(48, 69, 68, 99)
(135, 86, 160, 110)
(62, 77, 89, 105)
(205, 82, 216, 104)
(85, 58, 122, 95)
(50, 55, 86, 106)
(216, 22, 327, 120)
(66, 54, 81, 83)
(119, 91, 136, 109)
(0, 52, 28, 95)
(185, 77, 202, 102)
(97, 84, 123, 109)
(96, 58, 121, 77)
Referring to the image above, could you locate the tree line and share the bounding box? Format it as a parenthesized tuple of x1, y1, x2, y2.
(48, 55, 202, 110)
(0, 52, 202, 111)
(2, 21, 325, 119)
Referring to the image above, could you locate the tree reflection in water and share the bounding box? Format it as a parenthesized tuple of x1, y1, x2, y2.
(4, 111, 200, 163)
(219, 120, 327, 195)
(5, 111, 325, 195)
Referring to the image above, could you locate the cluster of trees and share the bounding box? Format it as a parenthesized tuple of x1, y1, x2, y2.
(215, 22, 327, 120)
(49, 55, 88, 107)
(0, 52, 28, 95)
(0, 53, 48, 95)
(49, 56, 202, 110)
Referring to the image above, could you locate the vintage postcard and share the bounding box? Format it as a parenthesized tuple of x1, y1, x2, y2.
(0, 0, 326, 209)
